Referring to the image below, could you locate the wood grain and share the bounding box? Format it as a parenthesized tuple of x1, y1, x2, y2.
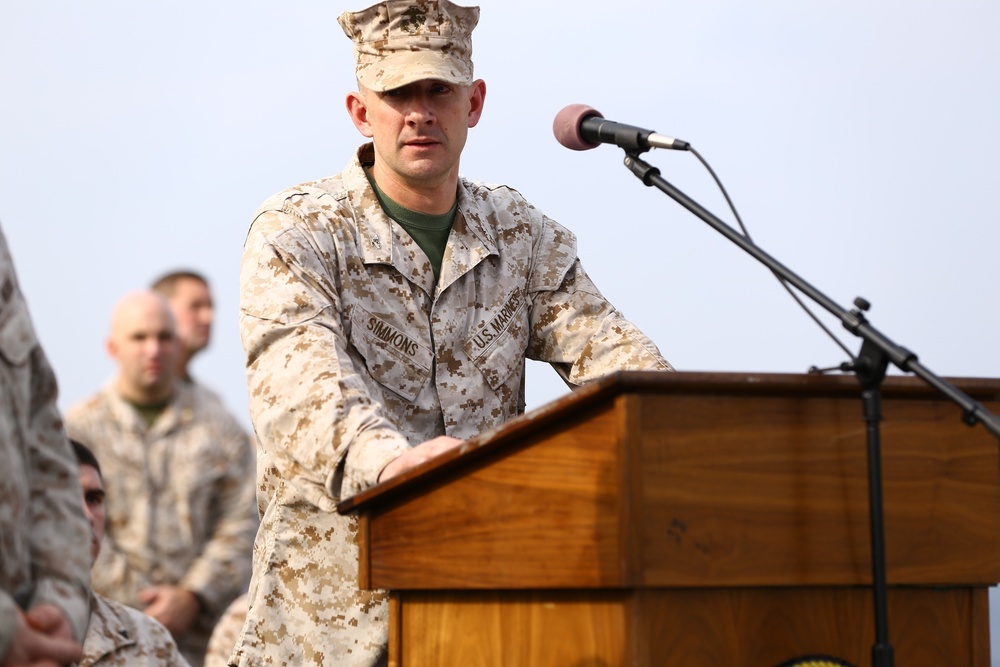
(344, 372, 1000, 666)
(389, 587, 990, 666)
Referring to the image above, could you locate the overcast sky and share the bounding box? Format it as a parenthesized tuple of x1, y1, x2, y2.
(2, 0, 999, 658)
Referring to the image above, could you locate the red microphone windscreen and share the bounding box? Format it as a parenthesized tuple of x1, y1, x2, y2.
(552, 104, 603, 151)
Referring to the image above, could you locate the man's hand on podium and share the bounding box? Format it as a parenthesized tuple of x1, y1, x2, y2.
(378, 436, 465, 483)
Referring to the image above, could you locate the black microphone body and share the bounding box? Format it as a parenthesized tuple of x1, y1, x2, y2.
(579, 115, 690, 153)
(553, 104, 690, 152)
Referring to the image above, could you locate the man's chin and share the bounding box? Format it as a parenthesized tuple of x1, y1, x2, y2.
(138, 376, 171, 395)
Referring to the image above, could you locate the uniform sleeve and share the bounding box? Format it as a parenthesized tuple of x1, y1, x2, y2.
(178, 418, 258, 616)
(0, 230, 92, 644)
(239, 209, 410, 505)
(19, 327, 92, 642)
(525, 214, 672, 382)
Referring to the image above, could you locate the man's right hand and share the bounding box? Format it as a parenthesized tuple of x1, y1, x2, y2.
(137, 585, 200, 639)
(1, 605, 83, 667)
(378, 435, 465, 483)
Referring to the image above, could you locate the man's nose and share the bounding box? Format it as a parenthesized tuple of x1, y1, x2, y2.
(405, 97, 435, 125)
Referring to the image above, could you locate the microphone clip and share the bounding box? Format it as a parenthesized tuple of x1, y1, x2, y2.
(623, 154, 661, 186)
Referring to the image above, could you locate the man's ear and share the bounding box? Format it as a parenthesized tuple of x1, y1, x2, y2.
(346, 91, 375, 138)
(467, 79, 486, 128)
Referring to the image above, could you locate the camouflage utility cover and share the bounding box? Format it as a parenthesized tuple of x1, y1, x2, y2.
(338, 0, 479, 92)
(0, 226, 92, 655)
(235, 143, 671, 665)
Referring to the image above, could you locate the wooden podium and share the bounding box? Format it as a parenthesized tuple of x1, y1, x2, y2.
(338, 371, 1000, 666)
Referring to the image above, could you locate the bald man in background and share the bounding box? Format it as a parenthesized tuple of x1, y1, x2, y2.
(65, 291, 256, 667)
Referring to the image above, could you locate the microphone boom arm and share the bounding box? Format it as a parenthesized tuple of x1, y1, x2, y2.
(623, 152, 1000, 439)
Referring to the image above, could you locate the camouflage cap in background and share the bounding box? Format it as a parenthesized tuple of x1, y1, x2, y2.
(338, 0, 480, 92)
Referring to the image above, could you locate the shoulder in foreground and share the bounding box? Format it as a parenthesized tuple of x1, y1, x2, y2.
(462, 178, 529, 204)
(461, 179, 547, 223)
(252, 174, 349, 222)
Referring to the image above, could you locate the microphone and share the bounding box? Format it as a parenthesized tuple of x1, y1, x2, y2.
(553, 104, 690, 152)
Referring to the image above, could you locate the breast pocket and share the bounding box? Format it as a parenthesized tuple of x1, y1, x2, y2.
(350, 305, 433, 402)
(463, 289, 529, 391)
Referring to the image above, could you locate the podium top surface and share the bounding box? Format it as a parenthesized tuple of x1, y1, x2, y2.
(338, 370, 1000, 515)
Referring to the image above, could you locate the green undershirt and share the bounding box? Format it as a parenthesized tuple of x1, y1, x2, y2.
(365, 167, 456, 283)
(128, 400, 168, 428)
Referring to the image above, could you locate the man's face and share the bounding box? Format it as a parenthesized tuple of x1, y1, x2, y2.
(168, 278, 213, 357)
(348, 78, 485, 196)
(107, 294, 177, 398)
(78, 464, 106, 564)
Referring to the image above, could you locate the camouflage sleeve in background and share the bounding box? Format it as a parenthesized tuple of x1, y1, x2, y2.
(0, 226, 92, 651)
(176, 397, 257, 618)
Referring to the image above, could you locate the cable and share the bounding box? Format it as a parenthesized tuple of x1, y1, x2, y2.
(688, 146, 857, 365)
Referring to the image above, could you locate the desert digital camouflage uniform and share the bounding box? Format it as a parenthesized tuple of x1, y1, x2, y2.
(65, 381, 257, 667)
(235, 143, 672, 666)
(81, 593, 190, 667)
(0, 226, 92, 658)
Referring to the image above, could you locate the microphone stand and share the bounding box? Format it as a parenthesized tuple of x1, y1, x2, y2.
(619, 151, 1000, 667)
